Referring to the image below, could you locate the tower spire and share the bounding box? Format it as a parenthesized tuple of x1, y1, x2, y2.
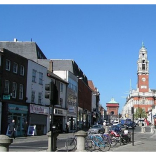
(142, 41, 145, 48)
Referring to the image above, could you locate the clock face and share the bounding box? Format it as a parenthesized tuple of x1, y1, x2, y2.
(142, 77, 146, 81)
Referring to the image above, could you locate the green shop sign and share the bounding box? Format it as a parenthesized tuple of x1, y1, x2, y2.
(3, 95, 10, 100)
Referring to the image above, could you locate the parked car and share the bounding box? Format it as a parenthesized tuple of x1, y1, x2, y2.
(112, 121, 119, 125)
(117, 123, 126, 131)
(88, 124, 105, 134)
(106, 121, 113, 126)
(125, 121, 136, 129)
(109, 125, 122, 133)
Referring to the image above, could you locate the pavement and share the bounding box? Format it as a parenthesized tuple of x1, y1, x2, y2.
(109, 131, 156, 152)
(9, 128, 156, 152)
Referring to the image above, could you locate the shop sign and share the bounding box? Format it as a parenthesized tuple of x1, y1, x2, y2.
(8, 104, 28, 112)
(30, 104, 49, 115)
(3, 95, 10, 100)
(68, 106, 76, 113)
(27, 125, 37, 136)
(54, 108, 66, 116)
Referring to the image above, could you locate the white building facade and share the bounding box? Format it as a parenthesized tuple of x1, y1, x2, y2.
(26, 60, 50, 135)
(53, 70, 78, 132)
(122, 44, 156, 124)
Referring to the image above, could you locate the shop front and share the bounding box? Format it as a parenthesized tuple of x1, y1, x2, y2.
(29, 104, 49, 135)
(67, 105, 77, 132)
(54, 108, 66, 132)
(7, 104, 28, 136)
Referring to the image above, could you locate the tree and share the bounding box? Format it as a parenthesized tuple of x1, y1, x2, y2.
(134, 107, 147, 119)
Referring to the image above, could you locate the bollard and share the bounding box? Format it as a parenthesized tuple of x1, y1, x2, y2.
(47, 131, 59, 152)
(0, 135, 13, 152)
(75, 130, 87, 152)
(141, 126, 146, 133)
(105, 126, 109, 133)
(151, 126, 155, 133)
(47, 131, 51, 152)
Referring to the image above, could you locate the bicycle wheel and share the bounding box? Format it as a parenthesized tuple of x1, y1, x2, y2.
(110, 137, 118, 148)
(65, 138, 77, 151)
(102, 138, 111, 152)
(85, 139, 95, 152)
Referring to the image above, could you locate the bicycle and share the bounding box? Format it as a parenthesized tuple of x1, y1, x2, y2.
(101, 133, 118, 148)
(85, 135, 96, 152)
(86, 133, 111, 152)
(65, 136, 77, 151)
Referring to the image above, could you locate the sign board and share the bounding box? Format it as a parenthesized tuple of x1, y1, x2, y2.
(27, 125, 37, 136)
(6, 125, 12, 136)
(6, 125, 17, 137)
(3, 95, 10, 100)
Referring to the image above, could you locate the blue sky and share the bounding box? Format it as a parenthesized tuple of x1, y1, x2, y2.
(1, 4, 156, 113)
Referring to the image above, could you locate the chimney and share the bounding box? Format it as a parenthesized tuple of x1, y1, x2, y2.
(14, 38, 17, 42)
(49, 60, 53, 73)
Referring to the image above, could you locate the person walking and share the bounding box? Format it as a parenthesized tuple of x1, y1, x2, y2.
(23, 121, 28, 137)
(66, 121, 69, 133)
(9, 119, 16, 139)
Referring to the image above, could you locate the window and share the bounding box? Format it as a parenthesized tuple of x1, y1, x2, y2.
(31, 91, 35, 103)
(142, 64, 145, 70)
(19, 84, 23, 99)
(38, 92, 42, 104)
(32, 69, 36, 83)
(60, 83, 63, 92)
(60, 98, 63, 106)
(20, 65, 24, 76)
(13, 62, 18, 74)
(12, 82, 17, 98)
(4, 80, 9, 94)
(6, 59, 11, 71)
(39, 72, 43, 85)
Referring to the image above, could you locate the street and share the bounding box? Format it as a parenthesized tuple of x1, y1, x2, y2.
(8, 126, 156, 152)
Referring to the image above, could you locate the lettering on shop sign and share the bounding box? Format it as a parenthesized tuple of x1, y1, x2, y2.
(30, 104, 49, 115)
(8, 106, 28, 112)
(54, 109, 63, 115)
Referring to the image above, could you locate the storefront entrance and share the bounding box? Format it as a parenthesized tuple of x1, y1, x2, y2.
(7, 104, 28, 137)
(8, 114, 27, 136)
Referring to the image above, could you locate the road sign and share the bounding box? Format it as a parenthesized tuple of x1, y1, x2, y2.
(3, 95, 10, 100)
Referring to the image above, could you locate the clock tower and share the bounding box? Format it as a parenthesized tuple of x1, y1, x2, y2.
(137, 42, 149, 92)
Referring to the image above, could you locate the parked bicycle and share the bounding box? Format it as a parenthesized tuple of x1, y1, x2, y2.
(109, 129, 131, 145)
(86, 133, 111, 152)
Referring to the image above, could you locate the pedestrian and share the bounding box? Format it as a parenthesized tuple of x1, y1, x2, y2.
(23, 121, 28, 137)
(66, 121, 69, 133)
(9, 119, 16, 139)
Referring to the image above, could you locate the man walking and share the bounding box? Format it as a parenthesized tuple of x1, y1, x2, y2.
(23, 121, 28, 137)
(9, 119, 16, 139)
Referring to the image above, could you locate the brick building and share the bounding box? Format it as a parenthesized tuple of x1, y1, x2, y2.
(122, 43, 156, 123)
(106, 98, 119, 122)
